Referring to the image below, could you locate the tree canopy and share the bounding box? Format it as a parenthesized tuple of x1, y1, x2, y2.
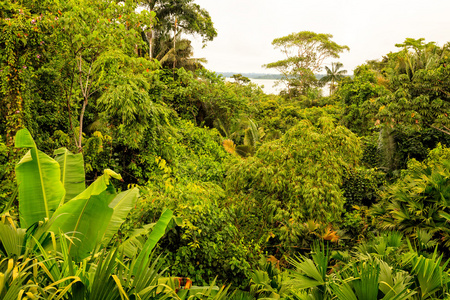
(264, 31, 349, 97)
(3, 2, 450, 297)
(140, 0, 217, 60)
(375, 38, 450, 136)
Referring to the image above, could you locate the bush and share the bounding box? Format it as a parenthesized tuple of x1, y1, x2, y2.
(225, 114, 362, 257)
(371, 144, 450, 250)
(124, 181, 260, 289)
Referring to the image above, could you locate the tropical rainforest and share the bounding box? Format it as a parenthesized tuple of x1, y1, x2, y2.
(1, 0, 450, 299)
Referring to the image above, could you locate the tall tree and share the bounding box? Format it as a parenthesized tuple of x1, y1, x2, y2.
(52, 0, 155, 151)
(225, 114, 362, 254)
(0, 1, 54, 144)
(375, 38, 450, 136)
(320, 62, 347, 95)
(0, 0, 163, 151)
(140, 0, 217, 60)
(263, 31, 349, 98)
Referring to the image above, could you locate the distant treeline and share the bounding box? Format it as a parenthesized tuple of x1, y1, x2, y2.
(219, 72, 330, 80)
(218, 72, 283, 79)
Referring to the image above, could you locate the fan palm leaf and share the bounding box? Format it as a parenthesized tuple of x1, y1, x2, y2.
(319, 62, 347, 95)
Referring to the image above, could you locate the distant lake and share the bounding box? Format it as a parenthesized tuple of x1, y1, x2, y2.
(251, 79, 282, 95)
(225, 78, 282, 95)
(225, 78, 330, 96)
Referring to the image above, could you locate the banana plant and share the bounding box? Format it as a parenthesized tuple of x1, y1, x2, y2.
(53, 147, 85, 203)
(0, 209, 56, 258)
(4, 129, 176, 298)
(12, 128, 147, 261)
(15, 129, 66, 229)
(30, 210, 174, 299)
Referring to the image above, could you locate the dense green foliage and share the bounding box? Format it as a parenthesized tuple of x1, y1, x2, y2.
(372, 145, 450, 248)
(225, 116, 361, 255)
(2, 0, 450, 298)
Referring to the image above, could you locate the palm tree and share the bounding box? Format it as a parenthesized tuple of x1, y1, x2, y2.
(320, 62, 347, 95)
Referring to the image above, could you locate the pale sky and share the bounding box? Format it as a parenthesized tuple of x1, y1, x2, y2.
(190, 0, 450, 75)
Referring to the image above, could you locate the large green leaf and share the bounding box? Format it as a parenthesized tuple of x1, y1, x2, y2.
(330, 279, 358, 300)
(88, 250, 123, 300)
(132, 209, 173, 276)
(379, 260, 415, 300)
(49, 170, 121, 260)
(54, 148, 85, 203)
(352, 261, 379, 300)
(0, 220, 26, 257)
(15, 129, 65, 228)
(410, 251, 450, 299)
(101, 187, 139, 245)
(118, 224, 154, 257)
(288, 244, 329, 291)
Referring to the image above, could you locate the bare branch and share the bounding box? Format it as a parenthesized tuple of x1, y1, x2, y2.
(430, 124, 450, 135)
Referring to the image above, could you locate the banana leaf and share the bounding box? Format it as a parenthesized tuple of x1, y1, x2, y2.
(15, 129, 65, 228)
(49, 170, 121, 260)
(101, 187, 139, 245)
(132, 208, 173, 276)
(54, 148, 85, 203)
(118, 224, 154, 257)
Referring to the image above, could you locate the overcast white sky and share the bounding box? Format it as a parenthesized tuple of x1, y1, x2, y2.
(189, 0, 450, 75)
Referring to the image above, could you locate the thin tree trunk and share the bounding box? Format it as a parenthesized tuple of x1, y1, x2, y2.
(148, 29, 154, 60)
(173, 19, 177, 72)
(65, 62, 78, 147)
(77, 55, 93, 152)
(147, 10, 154, 60)
(78, 98, 88, 152)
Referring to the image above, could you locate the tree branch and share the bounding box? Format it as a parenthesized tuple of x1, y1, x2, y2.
(430, 124, 450, 135)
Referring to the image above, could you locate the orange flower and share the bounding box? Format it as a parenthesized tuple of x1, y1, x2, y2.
(222, 139, 236, 154)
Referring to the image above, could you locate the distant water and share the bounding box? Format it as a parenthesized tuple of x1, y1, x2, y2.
(224, 78, 281, 94)
(225, 78, 329, 96)
(252, 79, 331, 96)
(250, 79, 282, 95)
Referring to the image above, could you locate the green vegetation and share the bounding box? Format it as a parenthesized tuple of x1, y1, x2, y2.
(264, 31, 349, 98)
(1, 1, 450, 298)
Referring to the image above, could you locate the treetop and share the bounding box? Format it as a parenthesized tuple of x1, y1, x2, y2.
(271, 31, 349, 57)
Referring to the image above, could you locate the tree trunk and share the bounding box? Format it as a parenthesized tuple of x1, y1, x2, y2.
(147, 10, 154, 60)
(147, 29, 154, 60)
(5, 91, 24, 146)
(173, 19, 177, 71)
(76, 55, 93, 152)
